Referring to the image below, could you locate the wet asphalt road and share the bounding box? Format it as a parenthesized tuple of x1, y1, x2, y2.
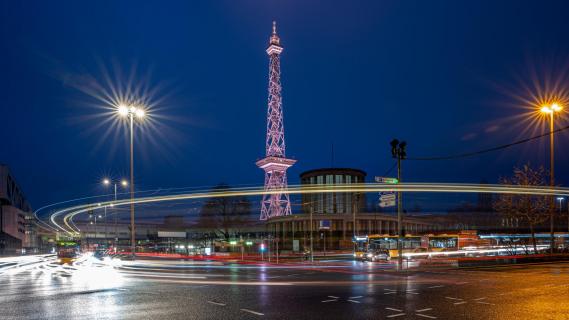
(1, 257, 569, 320)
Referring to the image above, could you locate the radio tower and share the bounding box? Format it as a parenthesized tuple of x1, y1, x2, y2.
(256, 21, 296, 221)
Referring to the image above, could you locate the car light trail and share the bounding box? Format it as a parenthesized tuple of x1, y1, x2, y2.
(45, 182, 569, 235)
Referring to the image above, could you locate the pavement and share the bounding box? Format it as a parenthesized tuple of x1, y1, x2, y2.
(1, 255, 569, 319)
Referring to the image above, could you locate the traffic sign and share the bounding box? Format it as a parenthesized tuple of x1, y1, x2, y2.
(375, 176, 399, 184)
(379, 191, 396, 208)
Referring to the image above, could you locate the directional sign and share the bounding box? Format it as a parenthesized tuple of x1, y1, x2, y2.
(379, 191, 396, 208)
(379, 200, 396, 207)
(375, 176, 399, 184)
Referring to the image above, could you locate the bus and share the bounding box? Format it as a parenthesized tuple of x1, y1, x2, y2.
(57, 241, 80, 265)
(354, 231, 489, 261)
(354, 234, 424, 260)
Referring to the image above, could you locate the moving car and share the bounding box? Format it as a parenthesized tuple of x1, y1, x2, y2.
(362, 249, 391, 262)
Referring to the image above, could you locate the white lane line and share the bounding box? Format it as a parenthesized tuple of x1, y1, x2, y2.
(473, 297, 487, 301)
(384, 292, 396, 294)
(328, 295, 339, 299)
(207, 301, 226, 306)
(387, 313, 406, 318)
(416, 308, 433, 312)
(385, 308, 403, 312)
(347, 299, 361, 304)
(453, 301, 467, 305)
(406, 291, 419, 295)
(416, 314, 437, 319)
(476, 301, 494, 305)
(445, 297, 462, 300)
(384, 288, 396, 291)
(321, 299, 337, 303)
(240, 309, 264, 316)
(428, 285, 444, 289)
(349, 296, 363, 299)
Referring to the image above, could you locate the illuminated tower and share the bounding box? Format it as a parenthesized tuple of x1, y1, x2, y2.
(256, 21, 296, 221)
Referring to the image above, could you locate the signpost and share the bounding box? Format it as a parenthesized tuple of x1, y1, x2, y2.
(375, 176, 398, 208)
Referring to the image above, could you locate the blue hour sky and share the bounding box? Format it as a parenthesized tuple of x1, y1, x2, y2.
(2, 0, 569, 210)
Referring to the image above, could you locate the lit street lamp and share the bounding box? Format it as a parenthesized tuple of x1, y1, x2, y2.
(118, 104, 146, 257)
(103, 178, 128, 249)
(541, 103, 562, 253)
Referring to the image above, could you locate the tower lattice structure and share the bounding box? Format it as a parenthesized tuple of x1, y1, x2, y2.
(256, 21, 296, 221)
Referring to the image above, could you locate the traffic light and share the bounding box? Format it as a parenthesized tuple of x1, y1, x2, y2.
(399, 141, 407, 159)
(390, 139, 399, 158)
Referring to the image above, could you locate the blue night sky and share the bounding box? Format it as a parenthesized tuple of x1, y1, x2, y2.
(2, 1, 569, 210)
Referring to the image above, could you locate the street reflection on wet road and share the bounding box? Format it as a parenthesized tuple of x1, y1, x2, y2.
(1, 255, 569, 319)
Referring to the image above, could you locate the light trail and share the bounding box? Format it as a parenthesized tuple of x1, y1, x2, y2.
(46, 183, 569, 235)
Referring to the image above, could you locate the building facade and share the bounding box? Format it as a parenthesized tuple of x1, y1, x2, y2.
(267, 168, 439, 251)
(0, 165, 31, 255)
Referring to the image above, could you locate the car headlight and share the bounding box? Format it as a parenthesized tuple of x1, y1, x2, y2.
(366, 253, 373, 258)
(353, 253, 357, 257)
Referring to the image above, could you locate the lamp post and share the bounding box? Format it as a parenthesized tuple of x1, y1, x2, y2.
(118, 105, 145, 257)
(541, 103, 562, 253)
(557, 197, 567, 241)
(103, 178, 128, 250)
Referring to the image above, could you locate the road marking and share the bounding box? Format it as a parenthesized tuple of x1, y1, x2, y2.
(453, 301, 467, 305)
(349, 296, 363, 299)
(416, 308, 433, 312)
(473, 297, 487, 301)
(445, 297, 462, 300)
(385, 308, 403, 312)
(428, 285, 444, 289)
(321, 299, 337, 303)
(384, 292, 396, 294)
(347, 299, 361, 303)
(207, 301, 226, 306)
(240, 309, 264, 316)
(328, 295, 339, 299)
(416, 314, 437, 319)
(406, 291, 419, 295)
(476, 301, 494, 305)
(387, 313, 406, 318)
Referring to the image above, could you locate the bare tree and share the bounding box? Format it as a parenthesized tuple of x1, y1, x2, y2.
(198, 184, 251, 241)
(493, 164, 549, 253)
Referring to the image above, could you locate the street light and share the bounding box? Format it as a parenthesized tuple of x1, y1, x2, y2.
(117, 104, 146, 257)
(102, 178, 128, 250)
(540, 103, 562, 253)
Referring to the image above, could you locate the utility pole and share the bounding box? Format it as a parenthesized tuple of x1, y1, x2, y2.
(390, 139, 407, 271)
(310, 206, 314, 263)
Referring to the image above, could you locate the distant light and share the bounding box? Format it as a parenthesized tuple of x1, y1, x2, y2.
(121, 180, 128, 187)
(135, 108, 145, 118)
(103, 178, 110, 185)
(188, 245, 194, 249)
(118, 105, 129, 116)
(245, 241, 253, 246)
(541, 106, 552, 113)
(557, 197, 565, 201)
(229, 241, 237, 245)
(541, 103, 563, 114)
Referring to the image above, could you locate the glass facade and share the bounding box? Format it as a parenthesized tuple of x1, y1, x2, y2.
(301, 169, 365, 215)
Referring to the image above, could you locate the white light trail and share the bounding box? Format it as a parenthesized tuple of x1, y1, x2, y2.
(46, 183, 569, 235)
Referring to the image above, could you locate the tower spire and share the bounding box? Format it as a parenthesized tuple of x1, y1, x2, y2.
(256, 22, 296, 221)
